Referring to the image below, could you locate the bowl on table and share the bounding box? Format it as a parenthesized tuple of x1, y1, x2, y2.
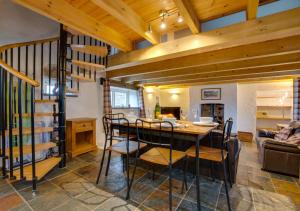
(199, 117, 213, 123)
(162, 117, 177, 126)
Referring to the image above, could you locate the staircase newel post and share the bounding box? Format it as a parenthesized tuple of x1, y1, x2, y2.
(58, 24, 68, 168)
(30, 86, 37, 193)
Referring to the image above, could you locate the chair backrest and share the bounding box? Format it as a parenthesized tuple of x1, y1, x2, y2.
(135, 119, 174, 149)
(102, 115, 130, 141)
(221, 118, 233, 148)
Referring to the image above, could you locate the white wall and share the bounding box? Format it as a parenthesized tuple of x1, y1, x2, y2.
(66, 81, 105, 148)
(143, 87, 190, 118)
(189, 83, 238, 132)
(237, 84, 257, 135)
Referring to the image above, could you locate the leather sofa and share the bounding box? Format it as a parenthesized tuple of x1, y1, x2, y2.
(256, 122, 300, 177)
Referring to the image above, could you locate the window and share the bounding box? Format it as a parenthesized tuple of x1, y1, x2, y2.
(111, 87, 138, 108)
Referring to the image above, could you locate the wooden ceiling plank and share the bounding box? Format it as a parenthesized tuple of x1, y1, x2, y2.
(107, 7, 300, 72)
(13, 0, 132, 52)
(247, 0, 259, 20)
(92, 0, 160, 44)
(173, 0, 200, 34)
(140, 62, 300, 84)
(144, 70, 300, 86)
(123, 51, 300, 82)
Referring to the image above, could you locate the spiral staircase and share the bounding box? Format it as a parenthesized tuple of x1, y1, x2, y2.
(0, 25, 108, 193)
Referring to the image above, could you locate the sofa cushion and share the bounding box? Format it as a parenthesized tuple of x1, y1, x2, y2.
(286, 133, 300, 145)
(289, 121, 300, 129)
(274, 127, 293, 141)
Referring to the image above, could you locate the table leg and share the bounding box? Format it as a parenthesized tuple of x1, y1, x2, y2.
(195, 136, 201, 210)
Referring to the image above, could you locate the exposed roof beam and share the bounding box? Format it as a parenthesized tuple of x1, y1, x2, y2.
(92, 0, 160, 44)
(139, 62, 300, 84)
(155, 77, 295, 88)
(247, 0, 259, 20)
(143, 70, 300, 86)
(123, 51, 300, 83)
(13, 0, 132, 52)
(108, 33, 300, 79)
(107, 7, 300, 77)
(173, 0, 200, 33)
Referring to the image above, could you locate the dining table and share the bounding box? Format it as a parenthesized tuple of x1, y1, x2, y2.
(115, 119, 217, 210)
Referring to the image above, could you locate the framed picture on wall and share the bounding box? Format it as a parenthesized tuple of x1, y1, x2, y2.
(201, 88, 221, 100)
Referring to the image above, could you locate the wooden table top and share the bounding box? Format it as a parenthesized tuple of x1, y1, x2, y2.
(119, 120, 216, 136)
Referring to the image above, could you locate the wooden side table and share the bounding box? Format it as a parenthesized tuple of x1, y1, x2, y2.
(66, 118, 97, 158)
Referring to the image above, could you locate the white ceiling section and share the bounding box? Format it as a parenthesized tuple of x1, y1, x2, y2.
(0, 0, 59, 45)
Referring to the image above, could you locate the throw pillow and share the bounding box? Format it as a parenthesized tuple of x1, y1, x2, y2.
(286, 133, 300, 145)
(274, 127, 293, 141)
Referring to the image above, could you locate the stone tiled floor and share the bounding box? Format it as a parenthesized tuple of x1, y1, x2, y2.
(0, 142, 299, 211)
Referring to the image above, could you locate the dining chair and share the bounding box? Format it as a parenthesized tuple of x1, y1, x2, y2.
(128, 119, 187, 211)
(96, 115, 147, 199)
(185, 118, 233, 211)
(105, 113, 136, 140)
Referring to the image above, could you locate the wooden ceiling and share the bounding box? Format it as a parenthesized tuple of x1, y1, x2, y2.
(13, 0, 300, 86)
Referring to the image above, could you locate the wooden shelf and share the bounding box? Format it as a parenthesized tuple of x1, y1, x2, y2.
(70, 44, 108, 57)
(3, 142, 56, 157)
(66, 88, 79, 94)
(71, 60, 105, 72)
(70, 74, 95, 82)
(5, 127, 53, 137)
(34, 99, 57, 104)
(13, 157, 61, 180)
(256, 115, 291, 120)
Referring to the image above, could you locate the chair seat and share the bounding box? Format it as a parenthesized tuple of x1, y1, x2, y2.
(186, 145, 227, 162)
(140, 147, 186, 166)
(107, 141, 147, 154)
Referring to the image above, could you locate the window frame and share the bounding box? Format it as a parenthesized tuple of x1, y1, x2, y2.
(111, 86, 139, 109)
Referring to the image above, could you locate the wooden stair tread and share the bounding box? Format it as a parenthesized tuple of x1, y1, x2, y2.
(140, 147, 186, 166)
(13, 112, 55, 118)
(4, 127, 54, 137)
(34, 99, 57, 104)
(186, 146, 227, 162)
(4, 142, 57, 157)
(71, 60, 105, 72)
(70, 74, 95, 82)
(70, 44, 108, 57)
(13, 157, 61, 180)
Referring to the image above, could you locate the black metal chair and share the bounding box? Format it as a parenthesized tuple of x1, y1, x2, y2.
(96, 115, 146, 199)
(185, 118, 233, 211)
(128, 119, 187, 211)
(105, 113, 136, 140)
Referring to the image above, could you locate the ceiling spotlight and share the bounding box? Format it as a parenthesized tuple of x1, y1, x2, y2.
(160, 18, 167, 29)
(177, 13, 184, 23)
(147, 23, 152, 33)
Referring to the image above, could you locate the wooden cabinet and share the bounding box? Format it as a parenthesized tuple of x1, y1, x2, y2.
(66, 118, 97, 158)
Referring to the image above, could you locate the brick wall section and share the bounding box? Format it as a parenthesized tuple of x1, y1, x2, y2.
(294, 78, 300, 120)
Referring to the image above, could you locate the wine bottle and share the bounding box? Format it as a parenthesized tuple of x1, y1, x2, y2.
(154, 96, 161, 119)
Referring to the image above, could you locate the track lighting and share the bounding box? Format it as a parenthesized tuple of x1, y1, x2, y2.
(177, 13, 184, 23)
(160, 17, 167, 29)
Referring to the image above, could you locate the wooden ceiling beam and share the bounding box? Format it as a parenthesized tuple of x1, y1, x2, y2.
(143, 70, 300, 86)
(155, 77, 295, 88)
(108, 8, 300, 68)
(139, 62, 300, 84)
(173, 0, 200, 34)
(247, 0, 259, 20)
(91, 0, 160, 45)
(13, 0, 132, 52)
(108, 33, 300, 79)
(123, 51, 300, 82)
